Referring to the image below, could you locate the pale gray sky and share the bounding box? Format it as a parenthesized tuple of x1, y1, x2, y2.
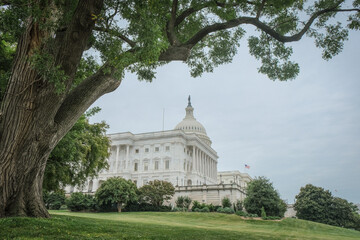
(90, 29, 360, 204)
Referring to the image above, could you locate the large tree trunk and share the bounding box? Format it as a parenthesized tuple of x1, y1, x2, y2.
(0, 0, 106, 218)
(0, 19, 57, 217)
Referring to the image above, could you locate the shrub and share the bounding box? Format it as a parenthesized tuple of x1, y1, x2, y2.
(175, 196, 192, 211)
(175, 196, 184, 208)
(223, 207, 234, 214)
(172, 207, 183, 212)
(222, 197, 232, 208)
(217, 207, 224, 213)
(235, 210, 247, 217)
(123, 201, 171, 212)
(183, 196, 192, 210)
(213, 205, 222, 212)
(235, 200, 243, 211)
(66, 192, 97, 211)
(43, 191, 65, 210)
(191, 201, 202, 211)
(200, 207, 210, 212)
(261, 206, 267, 218)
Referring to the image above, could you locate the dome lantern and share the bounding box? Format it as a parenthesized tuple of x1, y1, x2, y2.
(175, 96, 212, 146)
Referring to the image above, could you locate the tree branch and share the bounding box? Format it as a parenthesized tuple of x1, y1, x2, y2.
(93, 26, 136, 47)
(256, 0, 267, 19)
(185, 5, 360, 46)
(54, 48, 137, 136)
(166, 0, 179, 45)
(54, 64, 120, 136)
(174, 1, 251, 27)
(54, 0, 103, 86)
(0, 0, 10, 6)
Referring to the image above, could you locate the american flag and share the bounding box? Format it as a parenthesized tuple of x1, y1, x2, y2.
(245, 164, 250, 169)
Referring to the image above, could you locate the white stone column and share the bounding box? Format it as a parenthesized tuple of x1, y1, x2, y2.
(115, 145, 120, 173)
(192, 146, 196, 172)
(195, 148, 199, 173)
(207, 156, 209, 178)
(213, 160, 215, 179)
(200, 151, 203, 175)
(126, 145, 130, 170)
(212, 160, 214, 179)
(202, 151, 204, 175)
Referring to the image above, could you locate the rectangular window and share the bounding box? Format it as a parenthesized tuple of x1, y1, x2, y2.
(135, 149, 139, 153)
(145, 148, 149, 153)
(144, 162, 148, 171)
(134, 163, 138, 171)
(154, 161, 159, 170)
(155, 147, 159, 152)
(165, 146, 170, 151)
(165, 160, 170, 170)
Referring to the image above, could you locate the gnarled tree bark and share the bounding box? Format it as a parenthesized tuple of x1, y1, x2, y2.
(0, 0, 104, 218)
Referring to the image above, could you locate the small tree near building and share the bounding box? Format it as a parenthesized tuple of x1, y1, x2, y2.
(244, 176, 286, 217)
(95, 177, 137, 212)
(175, 196, 192, 211)
(222, 197, 232, 208)
(139, 180, 175, 207)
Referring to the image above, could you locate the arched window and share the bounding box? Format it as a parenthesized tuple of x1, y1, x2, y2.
(187, 179, 192, 186)
(88, 180, 93, 193)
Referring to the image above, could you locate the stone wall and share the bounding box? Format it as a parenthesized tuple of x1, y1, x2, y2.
(170, 183, 246, 207)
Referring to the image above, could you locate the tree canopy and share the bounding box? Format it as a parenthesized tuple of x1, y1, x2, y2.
(43, 107, 110, 192)
(294, 184, 360, 230)
(244, 176, 287, 217)
(138, 180, 175, 207)
(0, 0, 359, 218)
(95, 177, 138, 212)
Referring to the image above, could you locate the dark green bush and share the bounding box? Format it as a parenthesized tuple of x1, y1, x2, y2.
(43, 191, 65, 210)
(123, 201, 171, 212)
(217, 207, 224, 213)
(200, 207, 210, 212)
(261, 206, 267, 218)
(223, 207, 234, 214)
(222, 197, 232, 208)
(175, 196, 192, 211)
(172, 207, 183, 212)
(235, 210, 247, 216)
(191, 201, 202, 211)
(235, 200, 243, 211)
(65, 192, 97, 211)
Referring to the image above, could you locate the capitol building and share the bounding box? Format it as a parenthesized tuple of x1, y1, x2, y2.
(66, 97, 252, 205)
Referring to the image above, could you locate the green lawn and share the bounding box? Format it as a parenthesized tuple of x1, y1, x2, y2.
(0, 211, 359, 240)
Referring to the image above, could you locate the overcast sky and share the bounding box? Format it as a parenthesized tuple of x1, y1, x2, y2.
(90, 27, 360, 204)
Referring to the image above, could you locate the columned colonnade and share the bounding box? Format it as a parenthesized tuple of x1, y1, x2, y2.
(113, 144, 130, 172)
(192, 145, 217, 180)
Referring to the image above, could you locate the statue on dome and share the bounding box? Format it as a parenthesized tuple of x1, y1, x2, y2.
(188, 95, 192, 107)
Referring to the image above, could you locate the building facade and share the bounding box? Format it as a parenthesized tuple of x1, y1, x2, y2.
(65, 97, 251, 205)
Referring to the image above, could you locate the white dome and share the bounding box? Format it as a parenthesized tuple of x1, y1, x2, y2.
(175, 96, 212, 146)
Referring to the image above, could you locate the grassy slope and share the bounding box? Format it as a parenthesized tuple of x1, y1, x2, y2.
(0, 211, 359, 240)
